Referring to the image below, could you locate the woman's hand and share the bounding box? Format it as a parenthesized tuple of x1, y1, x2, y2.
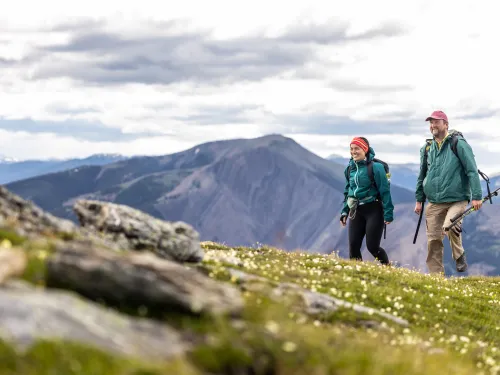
(340, 216, 347, 227)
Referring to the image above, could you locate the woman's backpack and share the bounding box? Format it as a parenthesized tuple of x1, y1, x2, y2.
(344, 158, 391, 197)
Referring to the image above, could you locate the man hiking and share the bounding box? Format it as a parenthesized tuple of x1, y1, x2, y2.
(414, 110, 483, 274)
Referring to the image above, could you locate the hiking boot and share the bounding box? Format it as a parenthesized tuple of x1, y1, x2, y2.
(456, 253, 468, 272)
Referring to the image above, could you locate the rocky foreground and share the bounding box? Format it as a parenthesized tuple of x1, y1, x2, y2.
(0, 186, 498, 375)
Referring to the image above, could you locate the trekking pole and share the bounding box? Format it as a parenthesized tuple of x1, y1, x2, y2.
(444, 187, 500, 232)
(412, 201, 425, 244)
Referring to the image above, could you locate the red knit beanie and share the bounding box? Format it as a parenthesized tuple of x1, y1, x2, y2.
(350, 137, 369, 153)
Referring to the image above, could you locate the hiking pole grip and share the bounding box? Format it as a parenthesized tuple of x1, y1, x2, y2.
(444, 214, 462, 231)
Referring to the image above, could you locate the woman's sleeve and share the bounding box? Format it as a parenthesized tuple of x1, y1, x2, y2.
(373, 163, 394, 222)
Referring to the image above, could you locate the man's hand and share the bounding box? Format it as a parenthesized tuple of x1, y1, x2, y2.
(471, 200, 483, 211)
(414, 202, 422, 215)
(451, 222, 463, 236)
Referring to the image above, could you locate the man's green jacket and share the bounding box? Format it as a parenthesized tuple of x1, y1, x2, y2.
(415, 129, 482, 203)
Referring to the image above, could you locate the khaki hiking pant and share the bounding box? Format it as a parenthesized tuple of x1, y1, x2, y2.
(425, 200, 468, 274)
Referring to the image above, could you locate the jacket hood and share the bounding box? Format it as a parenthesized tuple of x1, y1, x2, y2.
(429, 129, 462, 146)
(367, 146, 376, 161)
(443, 129, 462, 142)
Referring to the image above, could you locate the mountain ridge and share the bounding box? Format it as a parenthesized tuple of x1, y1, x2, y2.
(0, 153, 131, 184)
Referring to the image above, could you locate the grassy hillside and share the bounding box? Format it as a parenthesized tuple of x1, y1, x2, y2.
(198, 243, 499, 375)
(0, 229, 499, 375)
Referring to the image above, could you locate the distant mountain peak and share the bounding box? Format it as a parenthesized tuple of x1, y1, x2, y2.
(91, 153, 123, 157)
(327, 153, 346, 159)
(81, 153, 128, 160)
(257, 133, 292, 141)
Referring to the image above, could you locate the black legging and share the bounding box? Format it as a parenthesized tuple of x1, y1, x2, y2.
(348, 200, 389, 264)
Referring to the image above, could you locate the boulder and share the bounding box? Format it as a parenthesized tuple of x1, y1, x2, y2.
(46, 242, 244, 317)
(0, 186, 75, 237)
(0, 280, 187, 360)
(0, 186, 122, 251)
(0, 248, 27, 285)
(73, 199, 203, 262)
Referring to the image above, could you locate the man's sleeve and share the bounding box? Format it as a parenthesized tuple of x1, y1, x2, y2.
(415, 145, 426, 202)
(456, 139, 482, 200)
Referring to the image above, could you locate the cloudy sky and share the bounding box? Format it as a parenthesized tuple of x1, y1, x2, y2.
(1, 0, 500, 173)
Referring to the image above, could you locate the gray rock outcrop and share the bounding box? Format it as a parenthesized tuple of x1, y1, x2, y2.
(73, 199, 204, 262)
(46, 242, 243, 316)
(226, 268, 409, 327)
(0, 186, 75, 237)
(0, 186, 122, 251)
(272, 282, 409, 327)
(0, 280, 187, 360)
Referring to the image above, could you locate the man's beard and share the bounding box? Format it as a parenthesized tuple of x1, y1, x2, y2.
(432, 128, 446, 138)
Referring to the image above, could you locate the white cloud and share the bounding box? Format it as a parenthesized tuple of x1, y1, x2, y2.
(0, 129, 198, 160)
(0, 0, 500, 173)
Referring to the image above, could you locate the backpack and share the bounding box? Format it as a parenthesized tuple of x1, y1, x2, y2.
(422, 131, 492, 203)
(345, 158, 391, 199)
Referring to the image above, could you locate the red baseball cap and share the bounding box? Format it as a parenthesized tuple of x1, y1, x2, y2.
(425, 110, 448, 122)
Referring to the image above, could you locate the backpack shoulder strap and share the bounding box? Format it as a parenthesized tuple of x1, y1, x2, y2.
(424, 139, 432, 155)
(449, 132, 463, 159)
(367, 160, 384, 201)
(345, 165, 351, 181)
(449, 132, 469, 173)
(367, 160, 381, 196)
(367, 160, 375, 186)
(421, 139, 432, 176)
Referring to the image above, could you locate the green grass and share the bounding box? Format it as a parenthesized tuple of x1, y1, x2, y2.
(198, 242, 500, 375)
(0, 227, 26, 246)
(0, 340, 200, 375)
(0, 233, 498, 374)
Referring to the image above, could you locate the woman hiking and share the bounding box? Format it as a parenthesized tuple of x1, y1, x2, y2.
(340, 137, 394, 265)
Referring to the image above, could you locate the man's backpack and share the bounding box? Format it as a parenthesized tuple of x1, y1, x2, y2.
(345, 158, 391, 197)
(422, 131, 492, 203)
